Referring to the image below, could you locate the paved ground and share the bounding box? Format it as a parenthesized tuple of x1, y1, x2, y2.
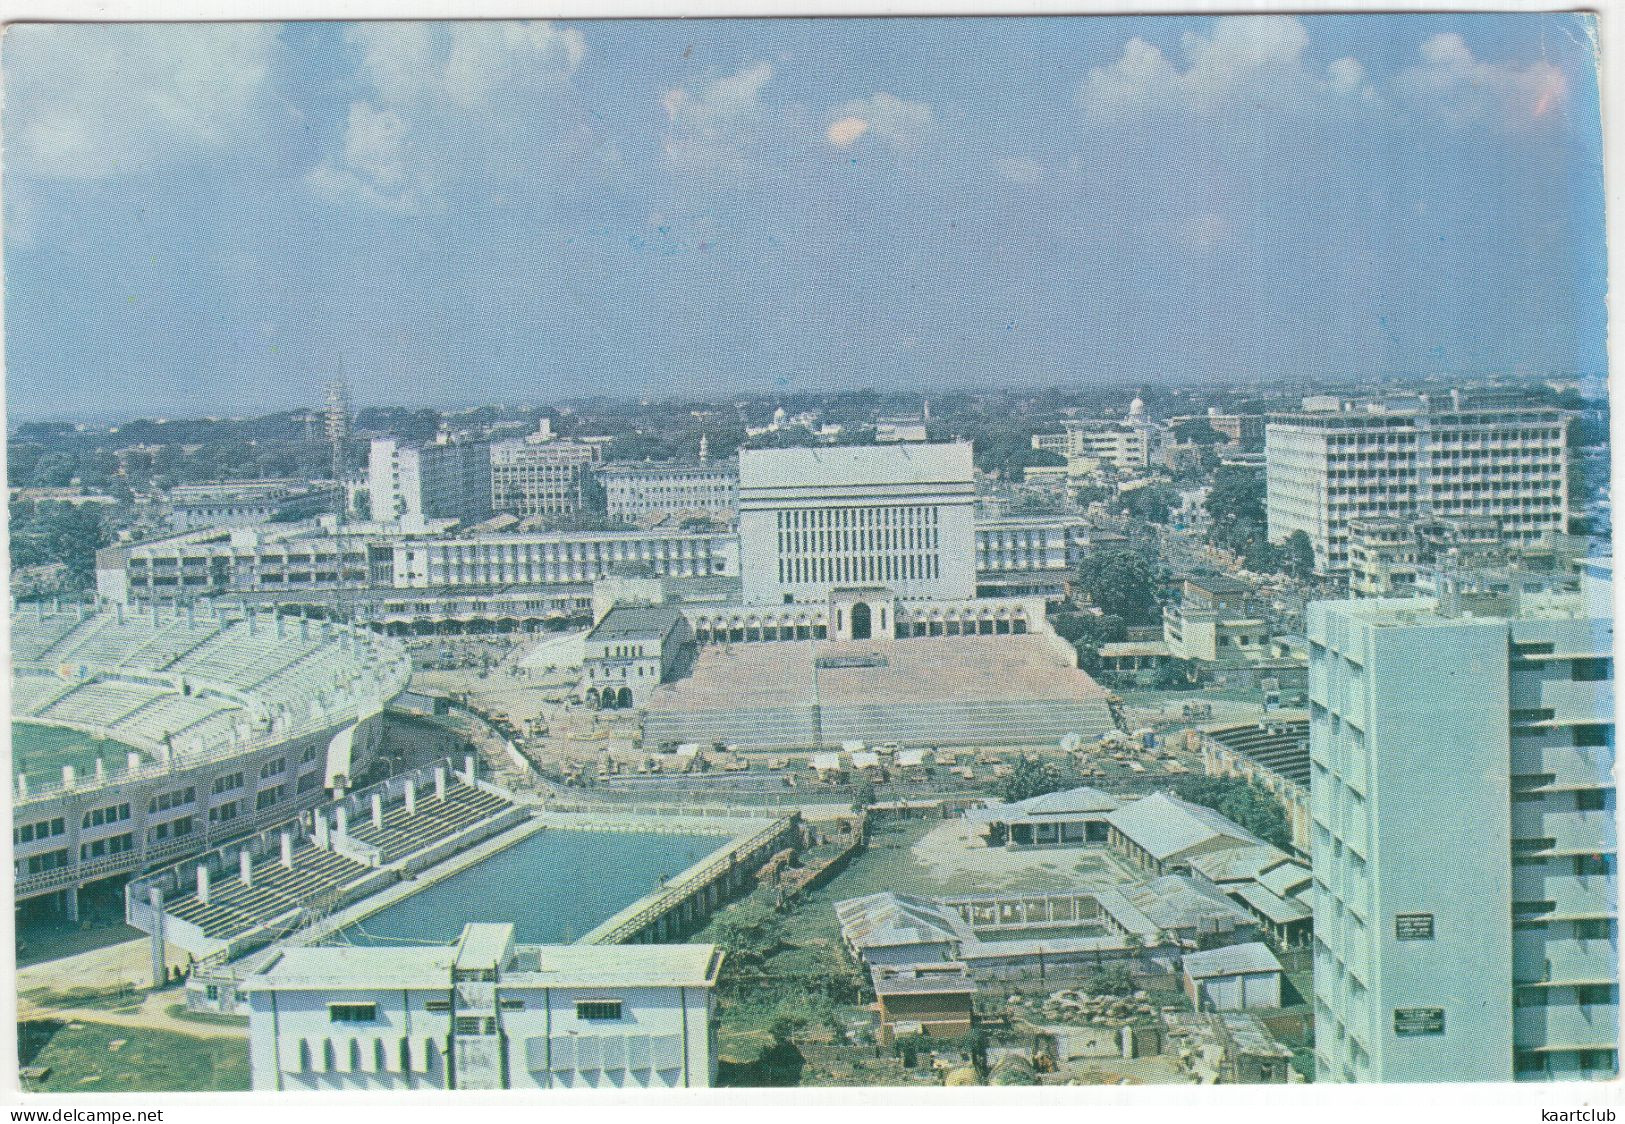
(17, 934, 190, 998)
(648, 635, 1108, 712)
(17, 990, 246, 1041)
(909, 819, 1142, 893)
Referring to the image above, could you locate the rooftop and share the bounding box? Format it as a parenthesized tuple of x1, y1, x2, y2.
(738, 441, 973, 491)
(246, 926, 722, 991)
(1182, 941, 1283, 980)
(586, 604, 686, 643)
(964, 785, 1121, 825)
(1104, 793, 1264, 862)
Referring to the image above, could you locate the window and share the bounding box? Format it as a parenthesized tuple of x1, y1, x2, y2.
(1576, 789, 1609, 812)
(424, 1000, 451, 1012)
(1576, 854, 1612, 876)
(329, 1003, 377, 1023)
(1579, 1051, 1618, 1075)
(1574, 920, 1614, 940)
(1574, 725, 1613, 748)
(1515, 1052, 1548, 1075)
(1572, 658, 1611, 682)
(499, 998, 525, 1010)
(212, 772, 244, 795)
(576, 1000, 623, 1021)
(1516, 988, 1549, 1008)
(1575, 985, 1616, 1007)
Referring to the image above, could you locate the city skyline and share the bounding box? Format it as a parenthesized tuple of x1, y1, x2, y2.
(4, 13, 1608, 420)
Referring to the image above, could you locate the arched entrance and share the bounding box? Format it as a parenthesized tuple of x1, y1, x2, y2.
(616, 687, 634, 708)
(850, 601, 872, 641)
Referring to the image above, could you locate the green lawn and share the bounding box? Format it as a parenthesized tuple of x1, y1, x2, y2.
(12, 722, 150, 789)
(18, 1020, 249, 1093)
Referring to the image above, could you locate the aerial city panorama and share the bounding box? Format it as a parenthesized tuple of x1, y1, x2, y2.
(3, 10, 1614, 1104)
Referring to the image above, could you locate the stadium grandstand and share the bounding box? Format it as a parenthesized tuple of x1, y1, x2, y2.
(12, 601, 412, 922)
(126, 758, 528, 966)
(1197, 716, 1311, 856)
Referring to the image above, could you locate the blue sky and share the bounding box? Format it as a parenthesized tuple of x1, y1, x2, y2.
(2, 14, 1606, 420)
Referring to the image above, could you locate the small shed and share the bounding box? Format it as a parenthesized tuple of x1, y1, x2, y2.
(1182, 942, 1284, 1011)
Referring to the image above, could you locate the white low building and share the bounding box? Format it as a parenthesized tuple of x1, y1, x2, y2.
(1182, 941, 1285, 1012)
(244, 923, 722, 1090)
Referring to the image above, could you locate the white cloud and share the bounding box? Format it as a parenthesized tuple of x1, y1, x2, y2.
(824, 93, 933, 153)
(1079, 16, 1385, 120)
(1080, 17, 1316, 118)
(660, 62, 774, 175)
(309, 21, 586, 212)
(995, 156, 1044, 185)
(1397, 33, 1568, 125)
(1326, 56, 1366, 95)
(826, 116, 871, 148)
(6, 23, 280, 180)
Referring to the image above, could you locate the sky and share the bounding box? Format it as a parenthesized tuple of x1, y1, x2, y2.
(2, 13, 1608, 420)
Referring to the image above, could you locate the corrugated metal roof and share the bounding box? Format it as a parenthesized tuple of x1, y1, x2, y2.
(586, 604, 685, 642)
(1182, 941, 1282, 979)
(1104, 792, 1263, 861)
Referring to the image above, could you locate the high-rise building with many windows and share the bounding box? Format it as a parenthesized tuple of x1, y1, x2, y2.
(1308, 559, 1616, 1082)
(1266, 403, 1568, 574)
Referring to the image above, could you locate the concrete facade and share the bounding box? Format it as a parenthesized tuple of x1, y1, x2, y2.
(1309, 585, 1616, 1082)
(245, 924, 721, 1090)
(737, 443, 977, 605)
(1266, 406, 1568, 574)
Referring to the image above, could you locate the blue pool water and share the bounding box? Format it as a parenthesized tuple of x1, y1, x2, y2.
(340, 828, 723, 945)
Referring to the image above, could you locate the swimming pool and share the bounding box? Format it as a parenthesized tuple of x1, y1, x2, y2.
(339, 826, 725, 946)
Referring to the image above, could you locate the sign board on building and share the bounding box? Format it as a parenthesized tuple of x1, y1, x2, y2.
(1395, 913, 1435, 941)
(1393, 1007, 1445, 1036)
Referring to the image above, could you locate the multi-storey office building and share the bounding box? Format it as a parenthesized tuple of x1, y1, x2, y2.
(98, 522, 738, 609)
(737, 442, 977, 605)
(489, 439, 601, 519)
(1030, 421, 1153, 471)
(1266, 405, 1569, 574)
(167, 481, 336, 532)
(245, 923, 722, 1090)
(369, 438, 493, 524)
(601, 463, 737, 524)
(973, 516, 1089, 600)
(1307, 565, 1616, 1083)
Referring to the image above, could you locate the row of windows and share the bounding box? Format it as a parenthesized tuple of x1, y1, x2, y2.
(82, 803, 131, 830)
(149, 786, 197, 814)
(14, 817, 66, 845)
(80, 833, 133, 860)
(328, 998, 621, 1024)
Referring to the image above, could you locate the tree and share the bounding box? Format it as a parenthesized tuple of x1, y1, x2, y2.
(1173, 775, 1293, 851)
(1282, 530, 1316, 579)
(1057, 612, 1127, 677)
(711, 900, 785, 967)
(1075, 548, 1160, 626)
(997, 757, 1072, 804)
(1173, 419, 1227, 445)
(1121, 484, 1179, 526)
(1085, 964, 1135, 996)
(974, 428, 1065, 479)
(850, 780, 877, 813)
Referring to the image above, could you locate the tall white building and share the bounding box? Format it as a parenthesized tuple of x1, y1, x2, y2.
(737, 442, 976, 606)
(1031, 421, 1153, 471)
(1308, 562, 1616, 1083)
(489, 439, 602, 519)
(602, 463, 738, 524)
(368, 438, 493, 524)
(1266, 405, 1569, 574)
(245, 923, 722, 1090)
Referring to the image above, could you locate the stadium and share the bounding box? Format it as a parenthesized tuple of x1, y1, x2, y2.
(11, 602, 412, 924)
